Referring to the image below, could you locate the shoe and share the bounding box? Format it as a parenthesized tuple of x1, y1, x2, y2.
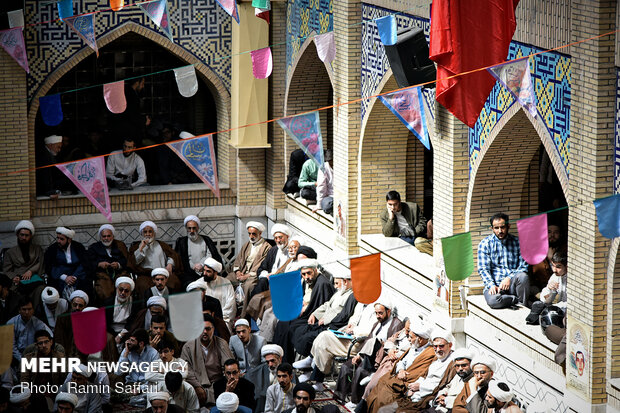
(298, 372, 311, 382)
(360, 376, 371, 386)
(313, 382, 325, 392)
(345, 402, 357, 410)
(293, 356, 313, 369)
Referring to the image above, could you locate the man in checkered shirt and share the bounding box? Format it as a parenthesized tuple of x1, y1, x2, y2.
(477, 213, 530, 309)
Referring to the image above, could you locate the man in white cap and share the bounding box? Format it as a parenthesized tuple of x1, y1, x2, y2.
(129, 220, 182, 295)
(231, 221, 272, 310)
(144, 268, 171, 302)
(35, 286, 68, 329)
(104, 276, 141, 345)
(86, 223, 129, 304)
(145, 391, 185, 413)
(3, 220, 46, 308)
(484, 382, 520, 412)
(55, 391, 79, 413)
(213, 391, 252, 413)
(59, 364, 102, 412)
(105, 137, 147, 188)
(175, 214, 223, 288)
(245, 344, 286, 413)
(44, 226, 90, 297)
(36, 134, 64, 197)
(462, 356, 497, 413)
(202, 257, 235, 327)
(229, 318, 266, 373)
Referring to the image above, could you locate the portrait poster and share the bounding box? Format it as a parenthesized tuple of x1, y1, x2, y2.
(566, 315, 590, 400)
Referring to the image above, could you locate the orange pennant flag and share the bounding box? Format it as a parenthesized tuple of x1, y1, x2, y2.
(111, 0, 124, 11)
(0, 325, 14, 374)
(350, 253, 382, 304)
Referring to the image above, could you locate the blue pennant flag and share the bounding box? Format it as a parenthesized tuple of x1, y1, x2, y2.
(39, 94, 63, 126)
(167, 134, 220, 198)
(593, 194, 620, 239)
(57, 0, 73, 21)
(277, 111, 324, 169)
(378, 86, 430, 149)
(376, 15, 397, 46)
(64, 13, 98, 56)
(270, 270, 303, 321)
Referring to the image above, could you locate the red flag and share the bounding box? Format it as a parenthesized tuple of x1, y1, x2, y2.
(429, 0, 520, 128)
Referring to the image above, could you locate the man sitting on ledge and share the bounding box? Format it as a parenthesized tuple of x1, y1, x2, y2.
(379, 190, 430, 253)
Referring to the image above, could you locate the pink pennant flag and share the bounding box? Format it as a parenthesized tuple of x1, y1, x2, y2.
(71, 308, 107, 354)
(516, 213, 548, 265)
(0, 28, 29, 73)
(215, 0, 240, 24)
(315, 32, 335, 64)
(57, 157, 112, 221)
(103, 81, 126, 113)
(251, 47, 272, 79)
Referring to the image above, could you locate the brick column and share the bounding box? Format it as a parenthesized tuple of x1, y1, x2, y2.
(566, 1, 615, 409)
(0, 54, 30, 221)
(332, 0, 361, 255)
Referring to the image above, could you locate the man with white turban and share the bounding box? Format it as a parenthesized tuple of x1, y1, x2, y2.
(55, 392, 79, 412)
(44, 227, 90, 298)
(3, 220, 46, 309)
(35, 286, 68, 329)
(145, 391, 185, 413)
(229, 319, 266, 373)
(175, 214, 223, 288)
(202, 257, 236, 327)
(144, 268, 171, 303)
(245, 344, 287, 413)
(9, 384, 32, 410)
(104, 276, 142, 346)
(254, 224, 293, 286)
(53, 290, 89, 358)
(484, 381, 520, 412)
(59, 364, 103, 412)
(86, 223, 129, 304)
(129, 220, 182, 295)
(461, 356, 497, 413)
(36, 134, 66, 197)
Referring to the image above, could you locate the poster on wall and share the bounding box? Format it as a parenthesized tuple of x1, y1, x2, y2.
(566, 315, 591, 400)
(335, 199, 347, 240)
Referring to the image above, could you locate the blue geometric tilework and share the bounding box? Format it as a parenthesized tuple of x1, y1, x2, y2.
(469, 42, 571, 177)
(615, 68, 620, 194)
(360, 4, 429, 122)
(24, 0, 232, 101)
(286, 0, 333, 77)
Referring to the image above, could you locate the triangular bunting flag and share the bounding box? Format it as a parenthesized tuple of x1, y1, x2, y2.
(167, 134, 220, 198)
(378, 87, 430, 150)
(270, 270, 303, 321)
(376, 15, 397, 46)
(255, 7, 270, 24)
(8, 10, 24, 29)
(103, 80, 127, 113)
(215, 0, 240, 24)
(516, 214, 548, 265)
(39, 94, 63, 126)
(174, 65, 198, 97)
(593, 194, 620, 239)
(441, 232, 474, 281)
(138, 0, 173, 41)
(64, 13, 98, 56)
(251, 47, 272, 79)
(0, 28, 29, 73)
(169, 291, 204, 341)
(252, 0, 269, 8)
(110, 0, 124, 11)
(56, 157, 112, 221)
(71, 308, 107, 354)
(57, 0, 74, 21)
(488, 58, 537, 117)
(315, 32, 335, 64)
(350, 253, 382, 304)
(277, 111, 324, 169)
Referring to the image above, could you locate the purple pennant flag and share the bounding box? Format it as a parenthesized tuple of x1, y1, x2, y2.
(64, 13, 98, 56)
(277, 111, 324, 170)
(488, 58, 537, 117)
(138, 0, 173, 41)
(215, 0, 240, 24)
(516, 214, 548, 265)
(251, 47, 272, 79)
(56, 157, 112, 221)
(379, 87, 430, 150)
(167, 134, 220, 198)
(39, 94, 63, 126)
(71, 308, 107, 354)
(593, 194, 620, 239)
(0, 28, 29, 73)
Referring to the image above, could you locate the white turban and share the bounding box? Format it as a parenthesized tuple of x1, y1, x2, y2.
(411, 320, 432, 340)
(15, 220, 34, 235)
(432, 329, 455, 344)
(271, 223, 292, 238)
(115, 276, 135, 291)
(488, 381, 513, 403)
(297, 258, 318, 270)
(9, 385, 30, 404)
(289, 235, 305, 246)
(187, 279, 208, 292)
(147, 296, 167, 309)
(56, 226, 75, 239)
(74, 364, 92, 378)
(472, 355, 497, 372)
(375, 295, 393, 311)
(203, 257, 222, 273)
(151, 268, 169, 278)
(216, 392, 239, 413)
(69, 290, 89, 305)
(452, 348, 475, 361)
(246, 221, 265, 233)
(179, 131, 194, 140)
(234, 319, 250, 328)
(41, 287, 60, 304)
(98, 224, 115, 236)
(335, 269, 351, 280)
(261, 344, 284, 358)
(184, 215, 200, 228)
(83, 307, 98, 312)
(44, 135, 62, 145)
(55, 392, 78, 407)
(148, 392, 170, 402)
(140, 221, 157, 234)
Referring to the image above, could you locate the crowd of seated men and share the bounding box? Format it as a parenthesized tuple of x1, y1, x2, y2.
(1, 199, 563, 412)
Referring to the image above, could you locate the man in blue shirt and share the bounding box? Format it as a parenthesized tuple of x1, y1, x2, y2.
(7, 296, 52, 364)
(116, 328, 159, 388)
(477, 213, 530, 309)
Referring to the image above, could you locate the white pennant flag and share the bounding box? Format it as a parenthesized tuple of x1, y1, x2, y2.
(174, 65, 198, 97)
(315, 32, 335, 64)
(169, 291, 204, 341)
(488, 58, 537, 117)
(8, 10, 24, 29)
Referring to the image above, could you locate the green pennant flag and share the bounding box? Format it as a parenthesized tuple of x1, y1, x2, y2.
(252, 0, 269, 8)
(441, 232, 474, 281)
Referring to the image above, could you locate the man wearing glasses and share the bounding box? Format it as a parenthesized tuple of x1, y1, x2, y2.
(214, 359, 256, 411)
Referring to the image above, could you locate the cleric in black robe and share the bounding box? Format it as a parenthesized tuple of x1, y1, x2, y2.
(272, 259, 336, 364)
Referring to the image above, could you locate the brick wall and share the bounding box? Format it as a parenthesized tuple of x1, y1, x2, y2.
(236, 149, 266, 206)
